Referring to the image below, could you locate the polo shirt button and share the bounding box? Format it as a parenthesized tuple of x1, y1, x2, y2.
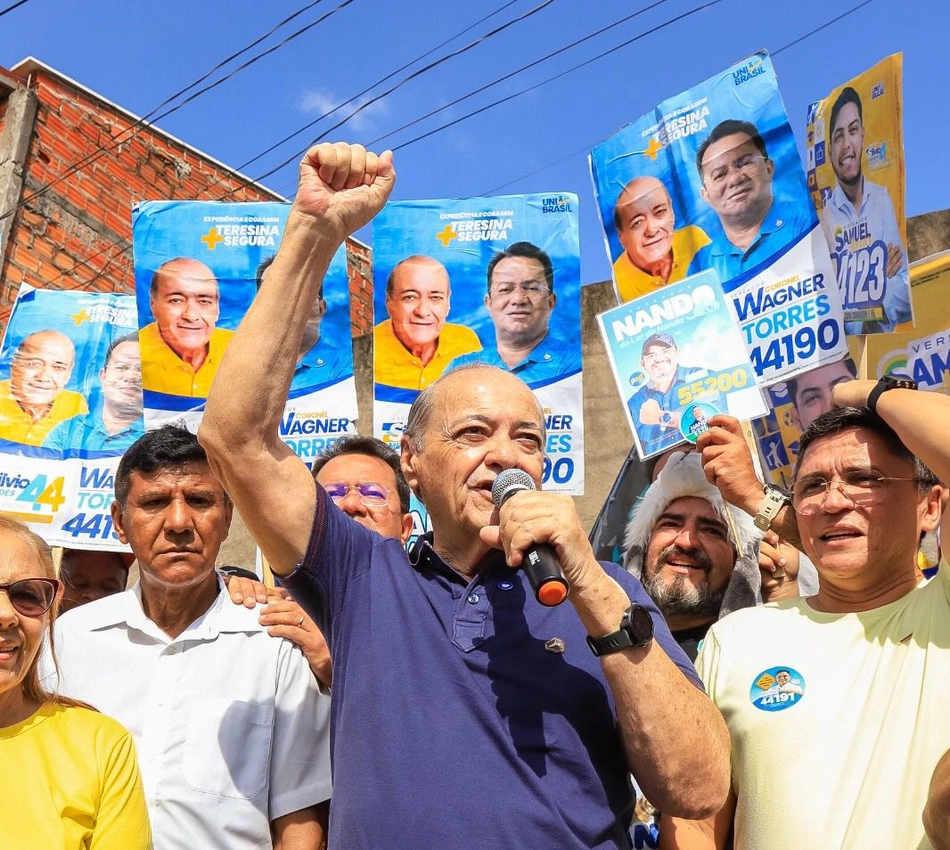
(467, 593, 479, 604)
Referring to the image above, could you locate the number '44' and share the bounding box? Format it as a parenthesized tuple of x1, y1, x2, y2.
(15, 475, 67, 512)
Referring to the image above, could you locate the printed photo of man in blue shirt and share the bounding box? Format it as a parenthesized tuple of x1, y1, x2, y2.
(696, 119, 814, 288)
(626, 333, 688, 456)
(447, 241, 581, 388)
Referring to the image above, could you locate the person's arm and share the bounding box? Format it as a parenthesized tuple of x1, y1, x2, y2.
(198, 143, 395, 576)
(659, 791, 735, 850)
(483, 491, 731, 820)
(832, 380, 950, 553)
(924, 749, 950, 850)
(696, 416, 802, 549)
(271, 803, 328, 850)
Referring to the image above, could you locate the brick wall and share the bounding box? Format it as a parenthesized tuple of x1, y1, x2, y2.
(0, 65, 372, 338)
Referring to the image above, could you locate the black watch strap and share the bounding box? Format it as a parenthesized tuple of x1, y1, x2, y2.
(867, 375, 917, 416)
(587, 603, 655, 657)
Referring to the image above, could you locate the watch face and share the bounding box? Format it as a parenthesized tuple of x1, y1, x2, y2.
(626, 604, 655, 645)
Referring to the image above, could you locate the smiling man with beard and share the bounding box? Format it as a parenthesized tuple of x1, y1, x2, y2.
(623, 450, 761, 661)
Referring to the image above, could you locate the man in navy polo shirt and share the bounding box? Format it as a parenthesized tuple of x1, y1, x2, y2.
(200, 141, 730, 850)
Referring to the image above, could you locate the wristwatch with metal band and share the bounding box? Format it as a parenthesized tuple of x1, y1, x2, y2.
(753, 483, 791, 532)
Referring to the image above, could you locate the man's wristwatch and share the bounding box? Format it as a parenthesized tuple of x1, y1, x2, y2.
(587, 603, 654, 657)
(867, 375, 918, 416)
(753, 484, 791, 532)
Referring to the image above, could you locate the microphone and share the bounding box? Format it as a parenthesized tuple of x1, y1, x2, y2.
(491, 469, 569, 607)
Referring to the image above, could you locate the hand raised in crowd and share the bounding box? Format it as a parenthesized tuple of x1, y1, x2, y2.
(695, 415, 765, 516)
(293, 142, 396, 242)
(758, 530, 801, 602)
(830, 378, 878, 410)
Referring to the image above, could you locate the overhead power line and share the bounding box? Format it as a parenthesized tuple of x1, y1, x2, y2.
(0, 0, 32, 19)
(0, 0, 353, 224)
(483, 0, 881, 194)
(237, 0, 560, 191)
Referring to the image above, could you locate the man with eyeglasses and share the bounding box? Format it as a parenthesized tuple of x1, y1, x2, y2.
(696, 119, 814, 286)
(374, 254, 481, 391)
(822, 86, 911, 335)
(662, 378, 950, 850)
(626, 333, 688, 456)
(0, 329, 88, 446)
(42, 333, 145, 454)
(446, 241, 581, 387)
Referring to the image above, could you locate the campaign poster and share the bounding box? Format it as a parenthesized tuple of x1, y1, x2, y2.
(853, 251, 950, 393)
(598, 269, 767, 460)
(590, 51, 849, 386)
(0, 284, 140, 550)
(806, 54, 913, 335)
(753, 355, 859, 488)
(373, 194, 584, 493)
(132, 201, 358, 462)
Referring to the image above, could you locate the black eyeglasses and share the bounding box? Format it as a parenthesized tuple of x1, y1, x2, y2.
(0, 578, 60, 617)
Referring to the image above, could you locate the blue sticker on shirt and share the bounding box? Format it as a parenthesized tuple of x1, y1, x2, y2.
(497, 580, 514, 591)
(750, 666, 805, 711)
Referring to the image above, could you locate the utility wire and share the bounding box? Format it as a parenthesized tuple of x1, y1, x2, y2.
(204, 0, 524, 188)
(0, 0, 351, 223)
(393, 0, 721, 153)
(369, 0, 675, 149)
(0, 0, 32, 19)
(236, 0, 559, 191)
(483, 0, 880, 194)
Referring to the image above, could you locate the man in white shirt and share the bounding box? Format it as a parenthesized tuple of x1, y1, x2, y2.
(50, 425, 331, 849)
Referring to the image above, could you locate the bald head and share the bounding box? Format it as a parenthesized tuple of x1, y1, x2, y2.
(614, 177, 677, 278)
(10, 330, 76, 409)
(385, 255, 452, 356)
(149, 257, 221, 358)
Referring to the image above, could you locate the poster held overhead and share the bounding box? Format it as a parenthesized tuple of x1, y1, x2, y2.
(591, 51, 849, 387)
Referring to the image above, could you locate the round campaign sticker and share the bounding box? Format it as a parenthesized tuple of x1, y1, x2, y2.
(749, 666, 806, 712)
(680, 402, 719, 443)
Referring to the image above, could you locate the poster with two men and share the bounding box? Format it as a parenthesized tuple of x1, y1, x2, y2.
(131, 201, 359, 466)
(0, 285, 140, 549)
(372, 194, 584, 494)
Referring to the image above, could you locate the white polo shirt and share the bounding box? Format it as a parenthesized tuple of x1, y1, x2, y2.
(47, 578, 332, 849)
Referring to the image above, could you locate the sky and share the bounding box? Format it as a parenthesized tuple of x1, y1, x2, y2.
(1, 0, 948, 286)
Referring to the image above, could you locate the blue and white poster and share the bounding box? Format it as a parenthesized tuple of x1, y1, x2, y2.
(132, 201, 358, 462)
(598, 270, 767, 459)
(0, 284, 141, 550)
(373, 194, 584, 493)
(590, 51, 848, 386)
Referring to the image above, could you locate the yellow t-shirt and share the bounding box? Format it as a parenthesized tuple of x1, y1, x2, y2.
(697, 561, 950, 850)
(0, 702, 150, 849)
(0, 379, 88, 446)
(139, 322, 234, 397)
(612, 224, 711, 303)
(373, 319, 481, 391)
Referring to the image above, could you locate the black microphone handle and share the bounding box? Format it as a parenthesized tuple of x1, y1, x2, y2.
(520, 542, 569, 606)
